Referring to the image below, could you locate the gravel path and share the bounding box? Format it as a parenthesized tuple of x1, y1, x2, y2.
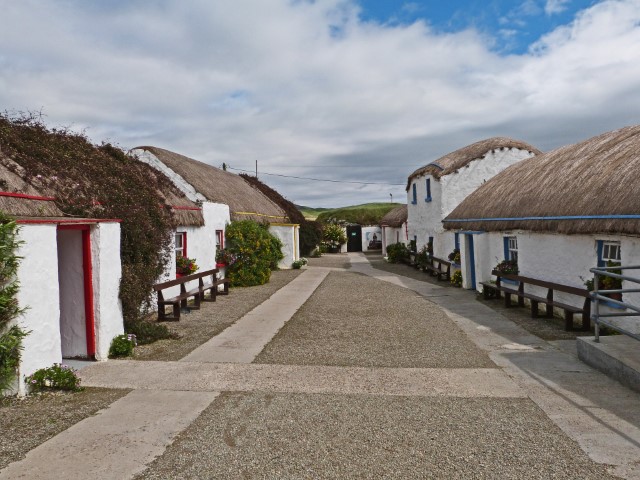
(254, 271, 495, 368)
(136, 392, 617, 480)
(367, 253, 593, 341)
(0, 388, 129, 470)
(306, 254, 350, 269)
(133, 269, 302, 361)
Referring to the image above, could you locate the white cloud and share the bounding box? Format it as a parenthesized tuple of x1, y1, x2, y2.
(1, 0, 639, 206)
(545, 0, 571, 15)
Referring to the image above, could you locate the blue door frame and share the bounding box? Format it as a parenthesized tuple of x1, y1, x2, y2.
(466, 234, 476, 290)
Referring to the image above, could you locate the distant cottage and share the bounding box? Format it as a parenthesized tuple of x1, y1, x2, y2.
(406, 137, 541, 259)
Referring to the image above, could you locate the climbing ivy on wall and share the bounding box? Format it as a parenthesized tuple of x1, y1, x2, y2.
(0, 113, 176, 327)
(0, 212, 28, 392)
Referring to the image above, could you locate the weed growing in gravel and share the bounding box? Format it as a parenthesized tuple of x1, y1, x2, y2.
(25, 364, 83, 392)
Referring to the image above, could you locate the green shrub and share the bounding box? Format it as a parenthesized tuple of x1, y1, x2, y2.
(0, 326, 29, 392)
(225, 221, 284, 287)
(386, 242, 409, 263)
(415, 246, 430, 269)
(124, 319, 175, 345)
(108, 334, 137, 358)
(322, 224, 347, 251)
(25, 364, 82, 392)
(300, 221, 323, 256)
(451, 270, 463, 287)
(292, 258, 308, 269)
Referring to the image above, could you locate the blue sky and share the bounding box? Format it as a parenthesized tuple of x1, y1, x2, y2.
(1, 0, 639, 207)
(358, 0, 596, 53)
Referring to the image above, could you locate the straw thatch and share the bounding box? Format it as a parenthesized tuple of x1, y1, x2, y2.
(135, 146, 288, 223)
(406, 137, 541, 190)
(0, 154, 64, 218)
(380, 204, 407, 228)
(443, 125, 640, 235)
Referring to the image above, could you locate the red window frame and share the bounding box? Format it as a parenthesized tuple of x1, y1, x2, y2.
(215, 230, 224, 250)
(175, 232, 187, 257)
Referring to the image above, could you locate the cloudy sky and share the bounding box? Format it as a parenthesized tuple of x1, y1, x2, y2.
(1, 0, 639, 207)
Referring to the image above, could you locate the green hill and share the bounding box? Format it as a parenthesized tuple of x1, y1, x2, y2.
(315, 203, 402, 225)
(296, 205, 331, 220)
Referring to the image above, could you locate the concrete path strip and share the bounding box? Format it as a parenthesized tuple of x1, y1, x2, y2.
(180, 267, 330, 363)
(79, 360, 525, 398)
(0, 390, 218, 480)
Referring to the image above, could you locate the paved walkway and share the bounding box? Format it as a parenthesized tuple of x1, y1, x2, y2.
(2, 254, 640, 479)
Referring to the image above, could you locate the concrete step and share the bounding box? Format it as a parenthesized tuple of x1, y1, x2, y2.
(577, 335, 640, 393)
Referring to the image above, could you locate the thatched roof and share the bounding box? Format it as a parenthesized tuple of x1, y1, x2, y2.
(443, 125, 640, 235)
(134, 146, 288, 223)
(407, 137, 541, 190)
(0, 155, 64, 218)
(380, 204, 407, 228)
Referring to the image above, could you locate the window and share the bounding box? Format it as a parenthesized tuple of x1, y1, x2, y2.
(504, 236, 517, 261)
(215, 230, 224, 250)
(411, 183, 417, 204)
(454, 233, 460, 251)
(425, 178, 432, 202)
(597, 240, 621, 267)
(175, 232, 187, 257)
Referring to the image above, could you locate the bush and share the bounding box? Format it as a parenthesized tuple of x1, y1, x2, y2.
(451, 270, 463, 287)
(322, 224, 347, 251)
(225, 221, 284, 287)
(0, 326, 29, 392)
(124, 319, 175, 345)
(386, 242, 409, 263)
(108, 334, 137, 358)
(300, 221, 323, 256)
(448, 248, 461, 264)
(415, 246, 430, 268)
(25, 364, 82, 392)
(292, 258, 308, 269)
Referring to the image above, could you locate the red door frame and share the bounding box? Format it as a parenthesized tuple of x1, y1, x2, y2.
(58, 225, 96, 358)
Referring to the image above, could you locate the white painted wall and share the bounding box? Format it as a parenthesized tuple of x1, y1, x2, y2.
(459, 230, 640, 331)
(15, 224, 61, 396)
(362, 226, 382, 251)
(381, 224, 407, 256)
(92, 222, 124, 361)
(270, 224, 300, 268)
(407, 148, 535, 257)
(57, 230, 87, 359)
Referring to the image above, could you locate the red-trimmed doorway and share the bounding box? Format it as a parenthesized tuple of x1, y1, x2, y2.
(57, 225, 96, 359)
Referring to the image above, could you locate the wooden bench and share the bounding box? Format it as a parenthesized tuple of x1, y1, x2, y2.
(153, 269, 230, 321)
(480, 270, 590, 331)
(424, 256, 451, 281)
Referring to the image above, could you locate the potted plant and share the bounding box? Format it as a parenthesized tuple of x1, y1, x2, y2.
(322, 224, 347, 253)
(448, 248, 461, 265)
(493, 258, 518, 275)
(415, 245, 430, 270)
(584, 262, 623, 301)
(176, 255, 198, 277)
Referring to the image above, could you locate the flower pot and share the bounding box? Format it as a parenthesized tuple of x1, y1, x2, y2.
(606, 292, 623, 301)
(175, 272, 184, 278)
(217, 265, 227, 292)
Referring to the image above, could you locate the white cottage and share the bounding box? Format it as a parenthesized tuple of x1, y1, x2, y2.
(406, 138, 541, 259)
(380, 205, 408, 256)
(132, 147, 299, 269)
(443, 125, 640, 330)
(0, 164, 123, 396)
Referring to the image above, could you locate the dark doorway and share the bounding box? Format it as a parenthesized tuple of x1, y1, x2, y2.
(346, 225, 362, 252)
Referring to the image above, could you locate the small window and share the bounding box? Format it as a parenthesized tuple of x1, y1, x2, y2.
(175, 232, 187, 257)
(602, 241, 621, 262)
(504, 236, 517, 261)
(425, 178, 432, 202)
(215, 230, 224, 250)
(411, 183, 417, 204)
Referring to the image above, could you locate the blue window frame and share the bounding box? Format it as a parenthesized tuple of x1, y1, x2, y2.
(454, 233, 460, 251)
(597, 240, 621, 267)
(503, 236, 517, 261)
(411, 183, 417, 204)
(425, 178, 432, 202)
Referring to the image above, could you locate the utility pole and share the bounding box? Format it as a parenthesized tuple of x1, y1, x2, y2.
(390, 193, 393, 204)
(255, 160, 258, 179)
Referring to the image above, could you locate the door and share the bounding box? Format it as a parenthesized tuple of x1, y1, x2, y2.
(465, 234, 476, 290)
(57, 226, 96, 359)
(346, 225, 362, 252)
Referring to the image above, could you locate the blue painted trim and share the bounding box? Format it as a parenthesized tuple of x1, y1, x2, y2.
(425, 197, 432, 203)
(503, 237, 509, 261)
(411, 183, 417, 204)
(454, 233, 460, 250)
(444, 214, 640, 222)
(596, 240, 604, 268)
(458, 230, 486, 234)
(426, 178, 431, 200)
(468, 234, 476, 290)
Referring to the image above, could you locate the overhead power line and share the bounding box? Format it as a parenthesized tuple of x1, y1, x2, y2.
(227, 167, 405, 186)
